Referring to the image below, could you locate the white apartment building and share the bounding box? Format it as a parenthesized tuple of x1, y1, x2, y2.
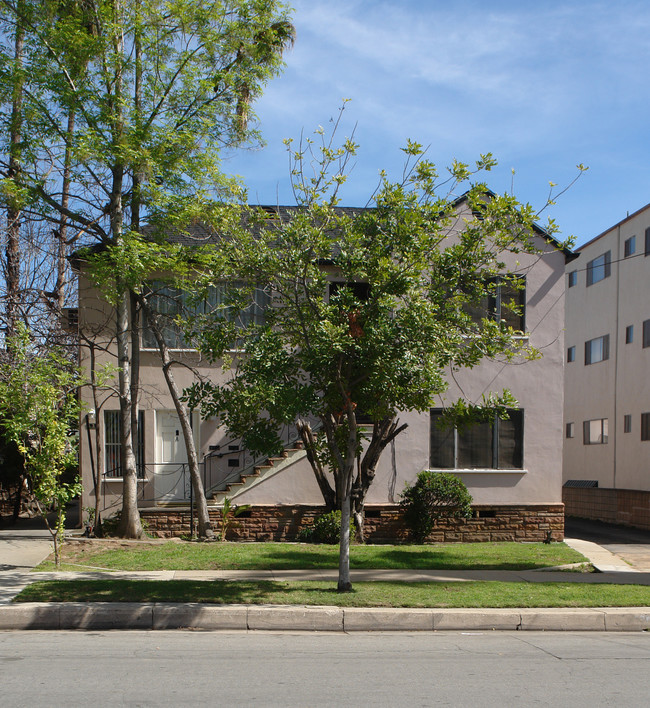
(564, 202, 650, 529)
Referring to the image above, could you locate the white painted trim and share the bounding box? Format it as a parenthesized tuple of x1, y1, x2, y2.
(428, 468, 528, 475)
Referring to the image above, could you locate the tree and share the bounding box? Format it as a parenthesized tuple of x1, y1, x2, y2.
(187, 119, 574, 591)
(0, 324, 81, 565)
(0, 0, 294, 537)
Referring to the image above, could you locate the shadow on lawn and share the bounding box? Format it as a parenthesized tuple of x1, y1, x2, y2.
(245, 546, 550, 571)
(16, 579, 345, 605)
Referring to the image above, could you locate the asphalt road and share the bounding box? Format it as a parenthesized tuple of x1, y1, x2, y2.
(2, 630, 650, 707)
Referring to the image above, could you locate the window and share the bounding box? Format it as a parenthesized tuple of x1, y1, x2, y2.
(646, 228, 650, 256)
(644, 320, 650, 348)
(465, 277, 526, 331)
(583, 418, 608, 445)
(586, 251, 611, 286)
(104, 410, 145, 478)
(328, 281, 371, 302)
(430, 409, 524, 470)
(624, 414, 632, 434)
(567, 270, 577, 288)
(567, 346, 576, 363)
(142, 281, 269, 349)
(566, 422, 575, 439)
(584, 334, 609, 364)
(624, 236, 636, 258)
(642, 413, 650, 441)
(626, 325, 634, 344)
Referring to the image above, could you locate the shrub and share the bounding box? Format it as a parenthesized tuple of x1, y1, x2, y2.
(298, 510, 354, 544)
(400, 471, 473, 543)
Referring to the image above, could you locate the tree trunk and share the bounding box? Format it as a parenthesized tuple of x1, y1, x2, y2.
(5, 6, 24, 346)
(351, 417, 408, 543)
(109, 7, 142, 539)
(54, 109, 76, 314)
(138, 296, 214, 538)
(86, 339, 104, 535)
(116, 288, 143, 539)
(296, 419, 336, 511)
(337, 488, 352, 592)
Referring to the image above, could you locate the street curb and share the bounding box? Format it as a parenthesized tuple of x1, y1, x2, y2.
(1, 603, 650, 632)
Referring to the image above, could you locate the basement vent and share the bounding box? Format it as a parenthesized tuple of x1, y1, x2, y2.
(564, 479, 599, 488)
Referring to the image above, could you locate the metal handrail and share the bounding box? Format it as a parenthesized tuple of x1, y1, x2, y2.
(204, 418, 323, 497)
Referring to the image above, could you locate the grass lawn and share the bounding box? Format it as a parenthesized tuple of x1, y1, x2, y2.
(15, 578, 650, 608)
(36, 540, 587, 572)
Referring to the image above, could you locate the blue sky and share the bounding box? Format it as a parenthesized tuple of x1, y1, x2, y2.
(223, 0, 650, 248)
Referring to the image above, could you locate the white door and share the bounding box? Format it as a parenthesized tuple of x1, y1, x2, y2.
(154, 410, 198, 501)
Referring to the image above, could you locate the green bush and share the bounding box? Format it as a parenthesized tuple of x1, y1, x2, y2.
(297, 510, 354, 544)
(400, 471, 473, 543)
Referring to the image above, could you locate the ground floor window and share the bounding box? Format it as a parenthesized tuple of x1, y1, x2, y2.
(104, 410, 145, 478)
(583, 418, 608, 445)
(430, 408, 524, 470)
(642, 413, 650, 441)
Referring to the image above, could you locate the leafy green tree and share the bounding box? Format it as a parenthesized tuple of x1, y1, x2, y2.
(0, 325, 81, 566)
(187, 116, 574, 591)
(0, 0, 293, 537)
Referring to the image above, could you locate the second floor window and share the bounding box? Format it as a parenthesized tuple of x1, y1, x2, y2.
(142, 281, 269, 349)
(586, 251, 611, 286)
(465, 276, 526, 332)
(583, 418, 608, 445)
(585, 334, 609, 365)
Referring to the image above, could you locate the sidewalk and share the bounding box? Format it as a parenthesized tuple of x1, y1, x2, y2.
(1, 533, 649, 631)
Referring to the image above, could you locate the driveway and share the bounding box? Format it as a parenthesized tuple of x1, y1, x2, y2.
(565, 517, 650, 571)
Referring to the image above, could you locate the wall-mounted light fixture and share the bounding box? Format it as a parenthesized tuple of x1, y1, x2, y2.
(87, 410, 97, 429)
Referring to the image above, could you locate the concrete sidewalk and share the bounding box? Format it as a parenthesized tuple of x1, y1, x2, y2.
(1, 532, 650, 631)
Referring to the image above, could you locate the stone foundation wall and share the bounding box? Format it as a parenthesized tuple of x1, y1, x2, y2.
(563, 487, 650, 531)
(140, 503, 564, 542)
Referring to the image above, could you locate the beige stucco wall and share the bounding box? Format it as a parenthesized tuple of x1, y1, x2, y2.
(564, 204, 650, 492)
(78, 218, 568, 517)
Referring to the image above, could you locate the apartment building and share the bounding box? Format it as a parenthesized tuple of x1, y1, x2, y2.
(564, 202, 650, 529)
(76, 201, 571, 540)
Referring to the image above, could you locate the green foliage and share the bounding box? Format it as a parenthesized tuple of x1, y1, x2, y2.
(187, 109, 579, 587)
(19, 578, 650, 609)
(0, 325, 82, 563)
(0, 0, 295, 237)
(220, 497, 251, 541)
(297, 511, 354, 545)
(400, 471, 473, 544)
(35, 539, 586, 572)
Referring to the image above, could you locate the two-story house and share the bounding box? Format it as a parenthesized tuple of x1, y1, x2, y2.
(76, 200, 573, 541)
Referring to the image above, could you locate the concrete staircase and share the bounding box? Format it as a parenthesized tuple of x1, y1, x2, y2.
(209, 443, 307, 505)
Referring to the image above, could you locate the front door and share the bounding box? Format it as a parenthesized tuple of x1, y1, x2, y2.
(154, 410, 198, 501)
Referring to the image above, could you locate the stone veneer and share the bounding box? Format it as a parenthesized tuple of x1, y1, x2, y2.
(139, 504, 564, 542)
(563, 487, 650, 531)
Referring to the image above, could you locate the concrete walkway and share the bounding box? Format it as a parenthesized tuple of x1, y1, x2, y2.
(1, 531, 650, 631)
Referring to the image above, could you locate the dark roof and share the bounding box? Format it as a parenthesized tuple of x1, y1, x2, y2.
(72, 196, 576, 266)
(453, 190, 577, 262)
(157, 199, 576, 263)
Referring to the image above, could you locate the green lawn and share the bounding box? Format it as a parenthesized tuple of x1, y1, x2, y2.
(15, 578, 650, 608)
(37, 540, 587, 572)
